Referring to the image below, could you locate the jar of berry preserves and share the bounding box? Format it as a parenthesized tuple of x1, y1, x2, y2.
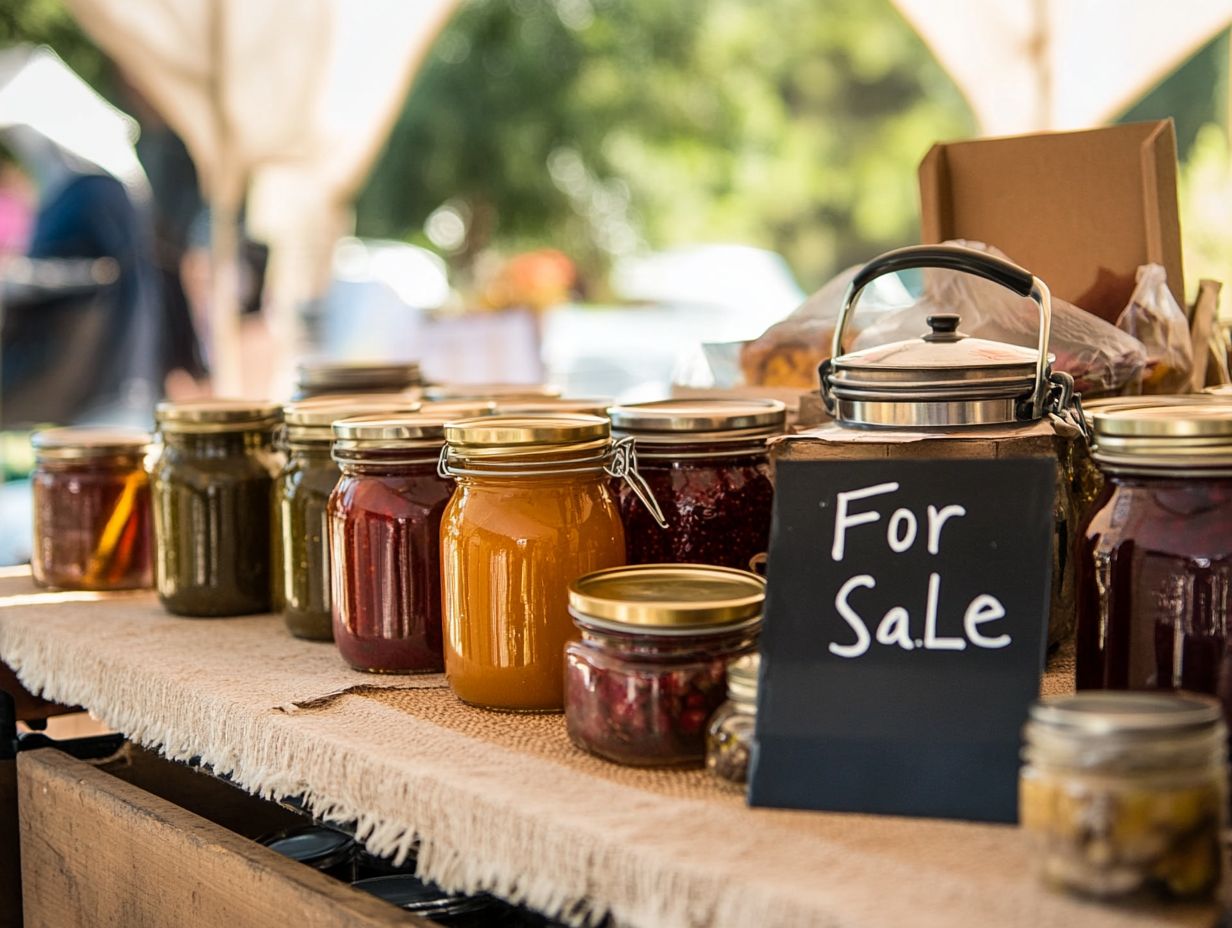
(564, 564, 763, 766)
(608, 400, 785, 572)
(329, 413, 456, 673)
(31, 427, 154, 590)
(1077, 404, 1232, 718)
(152, 400, 282, 616)
(293, 359, 422, 400)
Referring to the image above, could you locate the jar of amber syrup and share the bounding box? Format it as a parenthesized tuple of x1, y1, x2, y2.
(31, 427, 154, 590)
(329, 413, 455, 673)
(439, 415, 662, 711)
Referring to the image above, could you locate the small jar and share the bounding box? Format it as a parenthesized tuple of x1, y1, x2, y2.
(275, 395, 420, 640)
(152, 400, 282, 617)
(706, 652, 758, 787)
(293, 359, 421, 400)
(30, 427, 154, 590)
(1020, 692, 1226, 900)
(328, 414, 455, 673)
(608, 399, 785, 571)
(564, 564, 763, 766)
(440, 415, 634, 712)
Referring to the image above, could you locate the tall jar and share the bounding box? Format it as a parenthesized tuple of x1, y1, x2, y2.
(1020, 692, 1226, 900)
(609, 399, 785, 571)
(293, 360, 422, 400)
(152, 400, 282, 617)
(439, 415, 635, 711)
(328, 414, 456, 673)
(1076, 404, 1232, 718)
(275, 395, 420, 640)
(30, 427, 154, 591)
(564, 564, 763, 766)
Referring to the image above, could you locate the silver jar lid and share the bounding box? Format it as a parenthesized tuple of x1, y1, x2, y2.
(1029, 692, 1223, 738)
(1090, 403, 1232, 475)
(608, 398, 785, 447)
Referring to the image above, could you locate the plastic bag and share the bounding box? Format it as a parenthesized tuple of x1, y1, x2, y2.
(852, 241, 1148, 396)
(1116, 264, 1193, 393)
(739, 265, 911, 388)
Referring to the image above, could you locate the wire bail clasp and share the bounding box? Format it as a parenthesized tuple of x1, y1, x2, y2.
(606, 436, 668, 528)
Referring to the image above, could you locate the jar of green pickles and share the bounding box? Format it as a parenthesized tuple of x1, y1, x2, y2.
(152, 400, 282, 617)
(275, 395, 420, 640)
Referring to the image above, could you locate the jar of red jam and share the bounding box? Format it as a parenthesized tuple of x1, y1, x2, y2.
(328, 414, 455, 673)
(564, 564, 763, 767)
(607, 399, 785, 572)
(30, 427, 154, 590)
(1077, 404, 1232, 725)
(293, 359, 422, 400)
(275, 395, 420, 641)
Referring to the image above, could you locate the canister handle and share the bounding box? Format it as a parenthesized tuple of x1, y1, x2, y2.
(827, 244, 1053, 420)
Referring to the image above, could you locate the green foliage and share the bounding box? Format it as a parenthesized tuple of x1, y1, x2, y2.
(356, 0, 974, 289)
(0, 0, 110, 97)
(1179, 123, 1232, 310)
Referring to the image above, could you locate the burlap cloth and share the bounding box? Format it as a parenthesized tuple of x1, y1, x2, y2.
(0, 569, 1208, 928)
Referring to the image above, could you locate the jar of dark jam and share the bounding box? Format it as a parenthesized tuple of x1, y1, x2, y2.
(1077, 404, 1232, 725)
(608, 399, 785, 571)
(564, 564, 763, 767)
(152, 400, 282, 617)
(275, 395, 421, 640)
(293, 359, 422, 400)
(328, 414, 455, 673)
(30, 427, 154, 591)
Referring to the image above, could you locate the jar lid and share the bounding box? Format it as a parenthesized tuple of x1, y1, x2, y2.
(443, 414, 610, 458)
(156, 399, 281, 433)
(727, 652, 760, 702)
(31, 426, 151, 460)
(1084, 394, 1221, 415)
(424, 382, 562, 402)
(258, 825, 355, 870)
(569, 564, 765, 632)
(350, 876, 502, 917)
(284, 395, 421, 442)
(1091, 403, 1232, 473)
(492, 398, 613, 418)
(1029, 692, 1223, 738)
(608, 398, 786, 436)
(296, 359, 421, 391)
(332, 413, 453, 452)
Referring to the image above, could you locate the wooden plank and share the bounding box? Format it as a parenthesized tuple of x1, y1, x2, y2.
(18, 749, 424, 928)
(0, 759, 20, 928)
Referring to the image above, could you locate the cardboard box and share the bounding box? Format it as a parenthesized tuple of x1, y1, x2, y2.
(919, 120, 1184, 323)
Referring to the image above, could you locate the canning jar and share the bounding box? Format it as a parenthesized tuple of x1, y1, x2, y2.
(706, 652, 759, 787)
(1076, 405, 1232, 715)
(608, 399, 785, 571)
(440, 415, 648, 712)
(30, 427, 153, 590)
(152, 400, 282, 616)
(564, 564, 763, 766)
(1020, 692, 1226, 900)
(293, 359, 421, 400)
(328, 414, 455, 673)
(275, 396, 420, 640)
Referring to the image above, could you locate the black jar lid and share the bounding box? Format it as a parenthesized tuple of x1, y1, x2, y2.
(350, 875, 506, 918)
(296, 359, 422, 392)
(258, 825, 356, 871)
(31, 426, 151, 461)
(156, 399, 281, 434)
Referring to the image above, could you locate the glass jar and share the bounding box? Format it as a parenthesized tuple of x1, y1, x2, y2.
(608, 399, 785, 571)
(293, 359, 421, 400)
(152, 400, 282, 617)
(440, 415, 635, 712)
(328, 414, 455, 673)
(1020, 692, 1226, 900)
(30, 427, 154, 590)
(706, 652, 759, 787)
(275, 396, 420, 640)
(564, 564, 763, 766)
(1076, 405, 1232, 715)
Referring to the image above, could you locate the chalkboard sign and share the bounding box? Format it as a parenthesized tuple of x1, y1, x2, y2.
(749, 457, 1055, 823)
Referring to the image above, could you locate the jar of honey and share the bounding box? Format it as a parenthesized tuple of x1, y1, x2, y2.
(439, 415, 658, 712)
(31, 427, 154, 590)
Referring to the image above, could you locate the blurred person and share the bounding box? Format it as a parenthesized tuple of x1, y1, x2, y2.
(0, 153, 33, 257)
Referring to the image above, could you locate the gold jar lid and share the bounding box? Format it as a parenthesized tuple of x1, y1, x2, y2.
(417, 399, 498, 419)
(425, 382, 562, 402)
(332, 413, 453, 452)
(1092, 403, 1232, 474)
(32, 426, 151, 461)
(492, 398, 612, 418)
(156, 400, 281, 433)
(608, 398, 785, 448)
(569, 564, 765, 633)
(443, 414, 610, 459)
(284, 395, 421, 443)
(296, 359, 422, 392)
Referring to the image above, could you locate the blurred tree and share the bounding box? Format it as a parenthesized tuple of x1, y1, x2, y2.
(356, 0, 974, 291)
